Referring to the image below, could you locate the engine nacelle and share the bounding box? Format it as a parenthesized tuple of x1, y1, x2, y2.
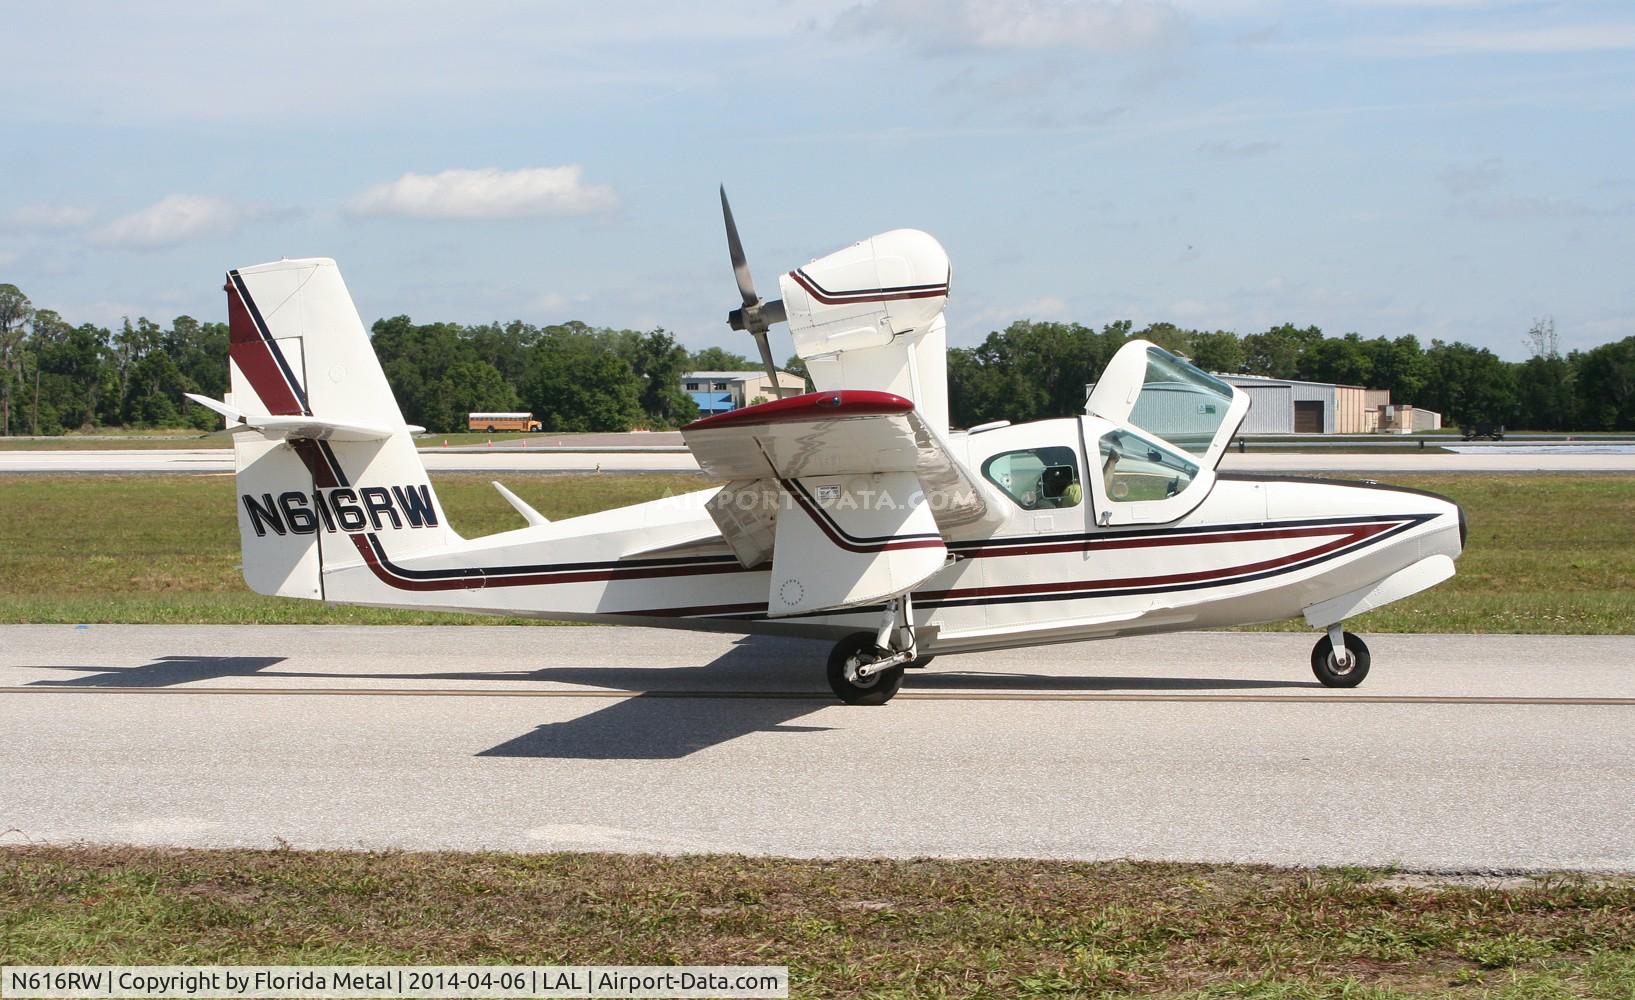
(777, 229, 952, 432)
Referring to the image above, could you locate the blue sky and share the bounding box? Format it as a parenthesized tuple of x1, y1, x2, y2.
(2, 0, 1631, 359)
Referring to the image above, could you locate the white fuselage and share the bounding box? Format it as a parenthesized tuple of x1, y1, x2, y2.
(315, 414, 1464, 655)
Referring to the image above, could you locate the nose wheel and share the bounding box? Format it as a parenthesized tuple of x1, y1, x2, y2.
(1311, 630, 1370, 687)
(827, 632, 907, 705)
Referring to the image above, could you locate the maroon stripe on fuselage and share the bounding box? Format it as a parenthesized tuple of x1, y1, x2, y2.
(349, 541, 751, 593)
(960, 522, 1390, 560)
(916, 522, 1396, 604)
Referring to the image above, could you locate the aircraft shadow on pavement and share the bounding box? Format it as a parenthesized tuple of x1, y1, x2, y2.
(474, 637, 1320, 760)
(478, 637, 836, 761)
(23, 655, 286, 687)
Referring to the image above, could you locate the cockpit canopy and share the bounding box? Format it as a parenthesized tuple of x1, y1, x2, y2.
(1086, 343, 1243, 457)
(1084, 341, 1249, 524)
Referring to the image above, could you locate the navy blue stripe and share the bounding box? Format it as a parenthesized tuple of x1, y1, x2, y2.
(945, 513, 1425, 552)
(792, 268, 948, 298)
(924, 516, 1429, 610)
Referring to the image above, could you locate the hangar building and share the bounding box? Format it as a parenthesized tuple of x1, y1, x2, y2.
(1086, 372, 1437, 434)
(1223, 374, 1372, 434)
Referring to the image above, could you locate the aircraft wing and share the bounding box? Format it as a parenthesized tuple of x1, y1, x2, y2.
(681, 390, 996, 616)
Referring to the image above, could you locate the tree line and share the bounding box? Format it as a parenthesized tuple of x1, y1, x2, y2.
(2, 281, 1632, 435)
(950, 318, 1635, 431)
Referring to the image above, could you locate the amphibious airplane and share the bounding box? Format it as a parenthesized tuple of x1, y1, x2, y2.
(191, 193, 1465, 704)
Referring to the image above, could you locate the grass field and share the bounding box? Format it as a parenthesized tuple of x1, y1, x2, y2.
(0, 472, 1631, 632)
(3, 847, 1633, 998)
(0, 430, 660, 450)
(0, 432, 228, 450)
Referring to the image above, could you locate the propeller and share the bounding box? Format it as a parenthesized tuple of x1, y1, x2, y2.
(719, 186, 790, 399)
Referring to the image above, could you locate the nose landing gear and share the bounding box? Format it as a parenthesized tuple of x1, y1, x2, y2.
(1311, 627, 1370, 687)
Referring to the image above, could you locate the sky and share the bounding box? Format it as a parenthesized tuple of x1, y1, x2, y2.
(2, 0, 1632, 359)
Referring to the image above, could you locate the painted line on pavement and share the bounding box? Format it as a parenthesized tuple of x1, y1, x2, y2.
(3, 686, 1633, 705)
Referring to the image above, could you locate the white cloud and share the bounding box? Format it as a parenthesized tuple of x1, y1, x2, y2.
(89, 194, 245, 249)
(1197, 139, 1279, 157)
(1437, 157, 1504, 196)
(1450, 194, 1633, 221)
(1361, 23, 1635, 55)
(1018, 296, 1071, 318)
(833, 0, 1190, 53)
(8, 203, 95, 229)
(345, 166, 619, 221)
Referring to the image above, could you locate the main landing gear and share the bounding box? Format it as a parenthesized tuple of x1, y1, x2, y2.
(826, 596, 920, 705)
(1311, 624, 1370, 688)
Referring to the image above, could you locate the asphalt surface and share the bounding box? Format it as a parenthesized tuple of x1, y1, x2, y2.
(5, 448, 1635, 474)
(4, 625, 1634, 870)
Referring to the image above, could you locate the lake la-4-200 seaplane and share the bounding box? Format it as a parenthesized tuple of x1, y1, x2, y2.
(188, 191, 1465, 704)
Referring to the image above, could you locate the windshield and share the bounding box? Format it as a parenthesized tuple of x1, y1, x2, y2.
(1098, 429, 1200, 502)
(1125, 347, 1237, 457)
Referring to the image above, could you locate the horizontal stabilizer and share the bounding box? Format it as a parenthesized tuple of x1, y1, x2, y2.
(491, 480, 550, 526)
(186, 393, 419, 442)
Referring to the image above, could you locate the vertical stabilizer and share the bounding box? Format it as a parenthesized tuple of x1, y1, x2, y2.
(224, 258, 455, 599)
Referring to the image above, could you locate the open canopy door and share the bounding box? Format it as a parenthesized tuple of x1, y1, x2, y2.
(1086, 341, 1248, 465)
(1084, 341, 1250, 526)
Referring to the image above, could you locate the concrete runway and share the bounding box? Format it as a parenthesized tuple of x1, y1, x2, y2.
(5, 447, 1635, 474)
(3, 625, 1633, 871)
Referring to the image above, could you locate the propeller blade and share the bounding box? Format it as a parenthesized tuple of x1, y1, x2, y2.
(752, 330, 785, 400)
(720, 185, 758, 308)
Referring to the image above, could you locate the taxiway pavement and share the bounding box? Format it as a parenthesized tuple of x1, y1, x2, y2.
(4, 448, 1635, 474)
(3, 625, 1633, 871)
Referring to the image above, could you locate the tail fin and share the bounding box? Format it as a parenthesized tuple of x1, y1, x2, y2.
(221, 258, 454, 599)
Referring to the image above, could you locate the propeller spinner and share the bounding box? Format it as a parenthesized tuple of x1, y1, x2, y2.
(719, 186, 790, 399)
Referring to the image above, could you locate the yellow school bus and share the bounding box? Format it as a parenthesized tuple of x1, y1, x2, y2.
(468, 411, 542, 432)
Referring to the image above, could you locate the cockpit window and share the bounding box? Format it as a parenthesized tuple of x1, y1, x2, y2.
(1127, 347, 1237, 457)
(1098, 430, 1199, 503)
(983, 446, 1082, 510)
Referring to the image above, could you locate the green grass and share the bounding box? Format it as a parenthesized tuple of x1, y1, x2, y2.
(0, 473, 709, 625)
(2, 848, 1633, 998)
(0, 430, 676, 450)
(1244, 474, 1635, 634)
(0, 473, 1631, 632)
(0, 432, 229, 450)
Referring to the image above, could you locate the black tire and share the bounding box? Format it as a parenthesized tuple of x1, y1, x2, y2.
(1311, 631, 1370, 688)
(906, 654, 935, 670)
(485, 425, 496, 433)
(827, 632, 905, 705)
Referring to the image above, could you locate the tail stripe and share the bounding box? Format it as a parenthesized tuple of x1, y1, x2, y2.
(227, 270, 311, 415)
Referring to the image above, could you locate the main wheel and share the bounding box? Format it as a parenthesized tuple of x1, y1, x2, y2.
(827, 632, 905, 705)
(1311, 631, 1370, 688)
(906, 654, 935, 670)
